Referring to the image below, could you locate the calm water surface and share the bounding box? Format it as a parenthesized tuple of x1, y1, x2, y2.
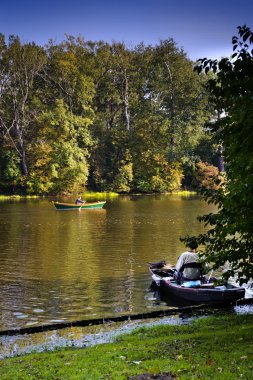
(0, 194, 220, 331)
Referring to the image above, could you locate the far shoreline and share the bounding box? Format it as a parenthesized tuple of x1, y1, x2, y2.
(0, 190, 197, 200)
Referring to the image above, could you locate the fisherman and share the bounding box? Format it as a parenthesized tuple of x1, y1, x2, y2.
(174, 240, 202, 284)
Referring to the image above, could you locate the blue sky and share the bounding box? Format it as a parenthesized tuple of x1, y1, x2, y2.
(1, 0, 253, 61)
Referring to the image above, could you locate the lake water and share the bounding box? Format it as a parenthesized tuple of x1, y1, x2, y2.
(0, 194, 242, 332)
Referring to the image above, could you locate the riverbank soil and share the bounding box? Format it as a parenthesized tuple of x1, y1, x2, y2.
(0, 314, 252, 379)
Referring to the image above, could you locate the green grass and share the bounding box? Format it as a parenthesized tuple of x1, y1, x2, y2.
(0, 193, 118, 201)
(0, 195, 40, 199)
(171, 190, 197, 196)
(0, 191, 196, 200)
(0, 314, 252, 379)
(82, 191, 119, 200)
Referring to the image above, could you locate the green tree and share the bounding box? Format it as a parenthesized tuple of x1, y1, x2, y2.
(130, 40, 211, 192)
(88, 41, 139, 190)
(27, 99, 93, 194)
(0, 35, 46, 178)
(0, 150, 21, 192)
(186, 26, 253, 284)
(146, 40, 211, 160)
(27, 38, 95, 194)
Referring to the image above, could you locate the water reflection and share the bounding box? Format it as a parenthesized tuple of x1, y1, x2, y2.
(0, 195, 219, 331)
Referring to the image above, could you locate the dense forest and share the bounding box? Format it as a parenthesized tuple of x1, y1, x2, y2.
(0, 34, 219, 195)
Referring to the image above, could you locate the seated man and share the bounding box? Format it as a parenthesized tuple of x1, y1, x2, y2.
(174, 240, 202, 284)
(75, 196, 85, 205)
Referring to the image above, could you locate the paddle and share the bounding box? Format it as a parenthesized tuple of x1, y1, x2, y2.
(207, 269, 214, 283)
(79, 201, 85, 210)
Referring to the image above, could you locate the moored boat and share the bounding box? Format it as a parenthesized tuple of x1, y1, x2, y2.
(53, 201, 106, 210)
(149, 261, 245, 304)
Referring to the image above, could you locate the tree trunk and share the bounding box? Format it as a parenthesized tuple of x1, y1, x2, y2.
(16, 124, 29, 176)
(123, 69, 130, 131)
(165, 62, 175, 157)
(21, 149, 29, 176)
(217, 145, 225, 173)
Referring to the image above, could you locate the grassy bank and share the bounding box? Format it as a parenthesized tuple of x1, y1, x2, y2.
(0, 314, 252, 379)
(0, 192, 118, 199)
(0, 195, 39, 199)
(0, 191, 195, 200)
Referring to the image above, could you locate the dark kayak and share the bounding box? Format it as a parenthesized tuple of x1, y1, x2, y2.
(149, 261, 245, 304)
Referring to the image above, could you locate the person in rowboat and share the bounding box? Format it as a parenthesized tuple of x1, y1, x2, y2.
(174, 240, 202, 284)
(75, 196, 86, 205)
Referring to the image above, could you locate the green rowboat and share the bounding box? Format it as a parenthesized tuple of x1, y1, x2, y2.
(53, 201, 106, 210)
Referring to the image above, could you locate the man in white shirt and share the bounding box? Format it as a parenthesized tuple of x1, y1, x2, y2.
(175, 241, 202, 283)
